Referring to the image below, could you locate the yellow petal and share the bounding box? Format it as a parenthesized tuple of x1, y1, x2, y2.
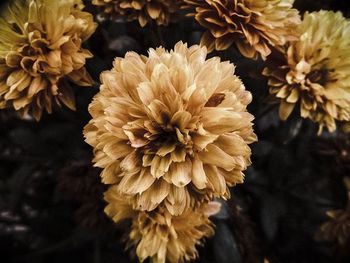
(279, 100, 295, 120)
(198, 144, 235, 171)
(191, 158, 207, 189)
(169, 160, 192, 187)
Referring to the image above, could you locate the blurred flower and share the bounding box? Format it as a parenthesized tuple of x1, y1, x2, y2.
(84, 42, 257, 215)
(263, 11, 350, 133)
(183, 0, 300, 59)
(227, 199, 264, 263)
(57, 161, 111, 231)
(342, 122, 350, 134)
(57, 161, 103, 202)
(104, 188, 216, 263)
(92, 0, 179, 27)
(0, 0, 96, 120)
(318, 193, 350, 246)
(313, 134, 350, 175)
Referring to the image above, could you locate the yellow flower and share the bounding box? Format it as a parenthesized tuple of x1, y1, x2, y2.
(104, 188, 216, 263)
(263, 11, 350, 133)
(0, 0, 97, 120)
(183, 0, 300, 59)
(92, 0, 179, 27)
(84, 42, 257, 215)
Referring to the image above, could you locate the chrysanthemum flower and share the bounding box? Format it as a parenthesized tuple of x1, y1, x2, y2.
(104, 188, 216, 263)
(263, 11, 350, 133)
(313, 135, 350, 174)
(0, 0, 96, 120)
(84, 42, 256, 215)
(92, 0, 179, 27)
(318, 193, 350, 246)
(182, 0, 300, 59)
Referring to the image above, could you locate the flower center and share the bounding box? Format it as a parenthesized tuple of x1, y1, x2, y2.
(306, 68, 328, 86)
(146, 123, 194, 156)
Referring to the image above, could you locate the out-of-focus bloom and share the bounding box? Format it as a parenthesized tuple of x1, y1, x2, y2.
(313, 135, 350, 175)
(227, 198, 265, 263)
(104, 188, 216, 263)
(182, 0, 300, 59)
(92, 0, 179, 27)
(263, 11, 350, 133)
(318, 193, 350, 246)
(342, 122, 350, 134)
(57, 161, 112, 231)
(84, 42, 257, 215)
(0, 0, 96, 120)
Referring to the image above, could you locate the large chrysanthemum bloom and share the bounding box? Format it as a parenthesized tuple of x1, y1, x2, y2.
(263, 11, 350, 133)
(182, 0, 300, 59)
(92, 0, 179, 27)
(104, 188, 216, 263)
(84, 42, 256, 215)
(0, 0, 97, 120)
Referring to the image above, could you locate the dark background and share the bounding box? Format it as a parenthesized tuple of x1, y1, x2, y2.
(1, 0, 350, 262)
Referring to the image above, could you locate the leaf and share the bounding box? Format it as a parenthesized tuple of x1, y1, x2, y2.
(259, 194, 286, 241)
(8, 164, 35, 211)
(213, 221, 242, 263)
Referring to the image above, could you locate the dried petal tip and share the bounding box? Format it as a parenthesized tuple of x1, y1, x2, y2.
(183, 0, 300, 59)
(104, 189, 215, 263)
(84, 41, 257, 215)
(0, 0, 97, 120)
(92, 0, 179, 27)
(264, 11, 350, 133)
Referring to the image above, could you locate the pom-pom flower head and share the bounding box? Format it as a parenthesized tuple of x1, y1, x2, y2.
(263, 11, 350, 133)
(183, 0, 300, 59)
(84, 42, 257, 215)
(104, 188, 216, 263)
(0, 0, 97, 120)
(92, 0, 179, 27)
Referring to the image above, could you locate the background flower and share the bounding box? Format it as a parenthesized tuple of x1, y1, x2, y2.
(317, 179, 350, 251)
(183, 0, 300, 59)
(0, 0, 96, 120)
(84, 42, 257, 215)
(263, 11, 350, 133)
(313, 134, 350, 175)
(92, 0, 179, 27)
(56, 161, 111, 231)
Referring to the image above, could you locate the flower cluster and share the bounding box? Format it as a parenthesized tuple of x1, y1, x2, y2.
(0, 0, 96, 120)
(264, 11, 350, 133)
(84, 42, 256, 262)
(5, 0, 350, 262)
(92, 0, 179, 27)
(182, 0, 300, 59)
